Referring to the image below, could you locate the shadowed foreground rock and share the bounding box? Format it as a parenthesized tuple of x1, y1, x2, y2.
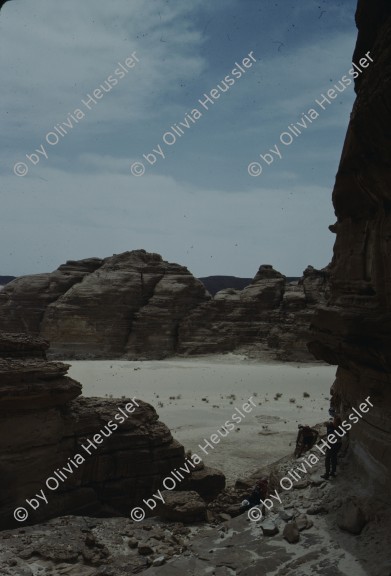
(1, 451, 390, 576)
(0, 332, 224, 530)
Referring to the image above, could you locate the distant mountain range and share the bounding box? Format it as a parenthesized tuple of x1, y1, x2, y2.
(198, 276, 253, 295)
(0, 276, 15, 286)
(199, 275, 300, 296)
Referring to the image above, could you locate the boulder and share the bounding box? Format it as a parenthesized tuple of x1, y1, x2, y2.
(157, 491, 207, 523)
(260, 520, 279, 536)
(295, 514, 313, 531)
(279, 510, 294, 522)
(178, 466, 226, 501)
(152, 556, 166, 567)
(283, 522, 300, 543)
(337, 500, 367, 535)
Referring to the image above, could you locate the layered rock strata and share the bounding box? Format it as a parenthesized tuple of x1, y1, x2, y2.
(0, 332, 224, 530)
(0, 255, 329, 362)
(0, 251, 210, 359)
(179, 264, 329, 361)
(309, 0, 391, 487)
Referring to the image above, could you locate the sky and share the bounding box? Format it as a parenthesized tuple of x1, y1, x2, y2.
(1, 0, 359, 279)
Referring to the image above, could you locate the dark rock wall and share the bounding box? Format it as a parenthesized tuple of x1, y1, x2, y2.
(0, 333, 185, 529)
(309, 0, 391, 487)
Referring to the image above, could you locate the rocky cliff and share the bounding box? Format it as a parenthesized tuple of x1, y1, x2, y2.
(0, 251, 210, 360)
(179, 264, 329, 361)
(0, 332, 196, 530)
(309, 0, 391, 488)
(0, 253, 328, 362)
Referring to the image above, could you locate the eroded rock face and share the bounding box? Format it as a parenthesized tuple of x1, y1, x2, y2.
(0, 255, 328, 362)
(0, 258, 103, 336)
(0, 332, 187, 530)
(178, 264, 329, 361)
(309, 0, 391, 487)
(0, 251, 210, 360)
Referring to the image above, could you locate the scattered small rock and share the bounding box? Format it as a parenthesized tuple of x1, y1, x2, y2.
(138, 543, 153, 556)
(296, 514, 313, 531)
(306, 505, 328, 515)
(152, 556, 166, 567)
(261, 520, 279, 536)
(293, 479, 310, 490)
(283, 522, 300, 543)
(279, 510, 294, 522)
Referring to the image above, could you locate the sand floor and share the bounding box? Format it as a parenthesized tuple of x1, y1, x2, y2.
(68, 355, 336, 482)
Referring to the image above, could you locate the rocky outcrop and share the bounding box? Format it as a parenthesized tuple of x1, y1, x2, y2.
(0, 254, 328, 362)
(178, 264, 329, 361)
(0, 332, 226, 530)
(0, 251, 210, 359)
(309, 0, 391, 488)
(177, 265, 286, 355)
(0, 257, 103, 336)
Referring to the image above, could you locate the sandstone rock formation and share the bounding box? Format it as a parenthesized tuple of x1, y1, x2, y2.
(0, 254, 328, 362)
(0, 251, 210, 360)
(309, 0, 391, 489)
(178, 264, 329, 361)
(0, 332, 225, 530)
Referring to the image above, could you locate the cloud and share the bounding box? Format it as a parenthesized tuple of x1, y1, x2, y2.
(1, 154, 335, 277)
(0, 0, 357, 278)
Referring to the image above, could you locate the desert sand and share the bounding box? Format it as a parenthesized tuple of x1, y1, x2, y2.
(68, 355, 336, 483)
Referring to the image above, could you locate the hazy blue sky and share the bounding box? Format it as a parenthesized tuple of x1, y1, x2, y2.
(1, 0, 358, 278)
